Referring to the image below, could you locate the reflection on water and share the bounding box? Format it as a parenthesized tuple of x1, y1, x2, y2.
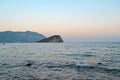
(0, 43, 120, 80)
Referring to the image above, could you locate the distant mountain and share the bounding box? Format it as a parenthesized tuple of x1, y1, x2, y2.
(0, 31, 46, 43)
(38, 35, 64, 43)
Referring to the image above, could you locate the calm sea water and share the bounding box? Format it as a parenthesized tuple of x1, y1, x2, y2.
(0, 43, 120, 80)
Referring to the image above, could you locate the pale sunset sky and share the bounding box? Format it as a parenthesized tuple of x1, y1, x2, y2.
(0, 0, 120, 42)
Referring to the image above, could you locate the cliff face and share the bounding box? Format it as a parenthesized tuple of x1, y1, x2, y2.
(38, 35, 64, 43)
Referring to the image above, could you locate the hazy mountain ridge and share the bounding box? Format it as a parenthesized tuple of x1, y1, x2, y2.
(0, 31, 46, 43)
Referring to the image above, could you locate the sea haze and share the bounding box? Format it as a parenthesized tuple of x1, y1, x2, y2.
(0, 42, 120, 80)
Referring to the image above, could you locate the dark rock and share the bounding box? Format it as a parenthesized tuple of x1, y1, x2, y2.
(38, 35, 64, 43)
(25, 63, 32, 67)
(97, 63, 102, 65)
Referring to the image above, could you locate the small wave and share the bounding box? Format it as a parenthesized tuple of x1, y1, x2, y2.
(40, 62, 120, 77)
(82, 54, 96, 57)
(105, 46, 117, 48)
(94, 67, 120, 77)
(115, 54, 120, 55)
(61, 53, 96, 57)
(1, 61, 120, 80)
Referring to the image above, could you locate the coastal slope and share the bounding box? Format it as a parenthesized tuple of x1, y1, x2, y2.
(0, 31, 46, 43)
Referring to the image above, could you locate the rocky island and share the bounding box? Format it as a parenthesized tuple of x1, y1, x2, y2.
(38, 35, 64, 43)
(0, 31, 64, 43)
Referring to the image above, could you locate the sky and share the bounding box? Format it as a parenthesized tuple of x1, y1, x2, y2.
(0, 0, 120, 42)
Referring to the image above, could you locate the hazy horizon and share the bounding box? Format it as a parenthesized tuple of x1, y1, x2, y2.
(0, 0, 120, 42)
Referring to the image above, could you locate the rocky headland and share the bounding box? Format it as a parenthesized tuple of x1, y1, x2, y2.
(38, 35, 64, 43)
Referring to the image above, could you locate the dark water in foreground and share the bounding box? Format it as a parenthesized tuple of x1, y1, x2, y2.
(0, 43, 120, 80)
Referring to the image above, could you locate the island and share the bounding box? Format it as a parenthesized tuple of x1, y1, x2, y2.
(38, 35, 64, 43)
(0, 31, 46, 43)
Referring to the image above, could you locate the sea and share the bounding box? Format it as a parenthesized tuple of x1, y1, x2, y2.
(0, 42, 120, 80)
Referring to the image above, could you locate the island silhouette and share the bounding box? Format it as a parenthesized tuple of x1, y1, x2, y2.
(0, 31, 63, 43)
